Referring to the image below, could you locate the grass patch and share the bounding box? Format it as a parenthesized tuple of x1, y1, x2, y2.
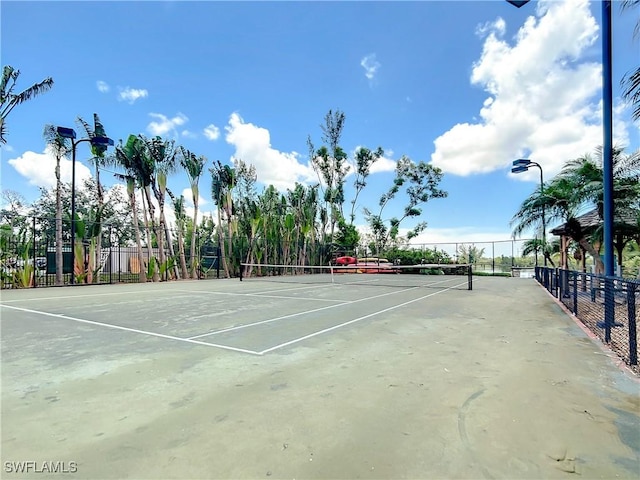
(473, 271, 512, 277)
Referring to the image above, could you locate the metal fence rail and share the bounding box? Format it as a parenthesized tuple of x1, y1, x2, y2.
(535, 266, 638, 373)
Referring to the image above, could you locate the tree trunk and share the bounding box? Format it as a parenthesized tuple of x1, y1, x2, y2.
(163, 214, 179, 280)
(190, 200, 199, 279)
(218, 207, 230, 278)
(177, 225, 189, 279)
(156, 200, 166, 280)
(140, 189, 155, 281)
(575, 236, 604, 274)
(143, 185, 161, 282)
(129, 191, 147, 283)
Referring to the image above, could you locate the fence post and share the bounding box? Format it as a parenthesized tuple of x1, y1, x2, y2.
(492, 242, 495, 274)
(558, 269, 563, 298)
(604, 277, 614, 343)
(572, 271, 578, 314)
(628, 283, 637, 365)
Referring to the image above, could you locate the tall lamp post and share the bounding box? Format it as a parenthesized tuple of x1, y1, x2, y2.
(55, 126, 114, 284)
(512, 159, 546, 266)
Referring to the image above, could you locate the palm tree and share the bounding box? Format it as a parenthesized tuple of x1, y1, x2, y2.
(1, 65, 53, 144)
(511, 176, 604, 272)
(113, 136, 149, 282)
(210, 161, 236, 277)
(43, 125, 71, 285)
(522, 238, 556, 267)
(77, 114, 113, 282)
(144, 136, 178, 280)
(621, 1, 640, 121)
(168, 189, 189, 279)
(559, 147, 640, 267)
(179, 147, 206, 279)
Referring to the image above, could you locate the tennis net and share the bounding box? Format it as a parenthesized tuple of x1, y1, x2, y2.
(239, 263, 472, 290)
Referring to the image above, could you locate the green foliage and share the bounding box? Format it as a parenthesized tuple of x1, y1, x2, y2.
(159, 255, 176, 279)
(456, 244, 486, 264)
(1, 65, 54, 144)
(146, 256, 157, 280)
(335, 218, 360, 250)
(474, 271, 511, 277)
(365, 155, 446, 252)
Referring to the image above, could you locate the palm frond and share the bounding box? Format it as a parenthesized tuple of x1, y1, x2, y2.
(621, 67, 640, 121)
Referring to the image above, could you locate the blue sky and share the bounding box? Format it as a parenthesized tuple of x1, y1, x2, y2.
(2, 0, 638, 256)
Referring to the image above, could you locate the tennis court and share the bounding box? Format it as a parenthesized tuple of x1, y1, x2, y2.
(1, 274, 639, 479)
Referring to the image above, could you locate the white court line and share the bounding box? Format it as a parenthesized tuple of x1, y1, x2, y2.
(241, 283, 338, 296)
(174, 289, 346, 304)
(258, 279, 471, 354)
(0, 290, 168, 303)
(0, 304, 261, 356)
(187, 285, 421, 340)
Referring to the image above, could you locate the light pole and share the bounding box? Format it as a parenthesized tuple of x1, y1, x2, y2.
(55, 126, 113, 284)
(512, 158, 546, 266)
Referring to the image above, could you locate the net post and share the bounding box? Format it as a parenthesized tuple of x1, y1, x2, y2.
(239, 263, 243, 282)
(468, 263, 473, 291)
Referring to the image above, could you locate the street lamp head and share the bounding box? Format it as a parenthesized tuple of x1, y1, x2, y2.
(56, 126, 77, 140)
(91, 136, 114, 147)
(506, 0, 531, 7)
(512, 158, 532, 167)
(511, 165, 529, 174)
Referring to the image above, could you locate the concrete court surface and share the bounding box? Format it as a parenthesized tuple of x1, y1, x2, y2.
(0, 276, 639, 480)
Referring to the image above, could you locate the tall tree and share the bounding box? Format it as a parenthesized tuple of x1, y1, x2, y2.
(210, 160, 236, 277)
(0, 65, 53, 144)
(350, 146, 384, 224)
(113, 135, 150, 282)
(43, 125, 72, 285)
(511, 176, 605, 272)
(76, 114, 113, 281)
(144, 136, 178, 279)
(364, 156, 447, 255)
(179, 147, 206, 279)
(308, 109, 348, 241)
(168, 189, 190, 279)
(559, 146, 640, 266)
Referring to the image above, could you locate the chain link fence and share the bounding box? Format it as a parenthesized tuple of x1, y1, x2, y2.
(536, 266, 639, 375)
(1, 216, 220, 289)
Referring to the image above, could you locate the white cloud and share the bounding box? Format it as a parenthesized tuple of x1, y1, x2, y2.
(147, 112, 188, 137)
(7, 147, 92, 189)
(360, 53, 381, 82)
(369, 155, 397, 174)
(203, 124, 220, 141)
(2, 144, 15, 152)
(224, 112, 316, 190)
(410, 227, 514, 245)
(430, 0, 629, 180)
(355, 225, 521, 257)
(118, 87, 149, 104)
(475, 17, 506, 38)
(96, 80, 110, 93)
(181, 130, 197, 139)
(181, 188, 208, 208)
